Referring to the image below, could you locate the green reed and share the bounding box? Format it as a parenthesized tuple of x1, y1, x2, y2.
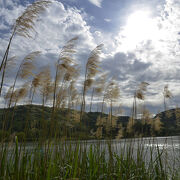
(0, 137, 180, 180)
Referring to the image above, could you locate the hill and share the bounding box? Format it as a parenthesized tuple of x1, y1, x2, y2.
(0, 105, 180, 140)
(0, 105, 130, 140)
(155, 108, 180, 135)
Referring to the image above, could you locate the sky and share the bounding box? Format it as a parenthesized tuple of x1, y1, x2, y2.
(0, 0, 180, 115)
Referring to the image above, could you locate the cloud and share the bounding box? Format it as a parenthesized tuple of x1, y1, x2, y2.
(88, 0, 103, 8)
(96, 0, 180, 112)
(103, 52, 151, 79)
(1, 0, 180, 115)
(102, 52, 152, 97)
(0, 1, 25, 35)
(0, 0, 97, 103)
(0, 0, 96, 57)
(104, 18, 111, 22)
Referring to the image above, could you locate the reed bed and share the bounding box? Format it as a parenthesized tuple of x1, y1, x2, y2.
(0, 137, 180, 180)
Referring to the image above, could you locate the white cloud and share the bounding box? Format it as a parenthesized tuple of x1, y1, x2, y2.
(1, 0, 180, 114)
(96, 0, 180, 112)
(0, 0, 97, 104)
(0, 2, 25, 29)
(0, 0, 96, 58)
(88, 0, 103, 8)
(104, 18, 111, 22)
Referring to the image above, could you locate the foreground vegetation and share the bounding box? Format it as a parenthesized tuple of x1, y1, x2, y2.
(0, 137, 180, 180)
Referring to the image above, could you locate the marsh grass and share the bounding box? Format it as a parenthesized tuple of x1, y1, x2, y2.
(0, 137, 180, 179)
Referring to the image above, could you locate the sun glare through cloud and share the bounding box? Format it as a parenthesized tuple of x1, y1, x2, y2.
(121, 10, 160, 51)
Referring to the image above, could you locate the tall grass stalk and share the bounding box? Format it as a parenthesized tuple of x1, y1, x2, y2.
(0, 0, 51, 96)
(0, 138, 180, 179)
(80, 44, 103, 123)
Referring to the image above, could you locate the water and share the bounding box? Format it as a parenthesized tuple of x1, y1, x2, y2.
(7, 135, 180, 153)
(3, 136, 180, 167)
(73, 136, 180, 169)
(76, 136, 180, 154)
(2, 136, 180, 179)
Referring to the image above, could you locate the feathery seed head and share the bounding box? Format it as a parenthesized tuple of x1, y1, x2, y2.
(15, 0, 51, 38)
(163, 84, 172, 99)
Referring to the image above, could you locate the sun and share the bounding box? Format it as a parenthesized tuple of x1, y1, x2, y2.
(120, 10, 159, 50)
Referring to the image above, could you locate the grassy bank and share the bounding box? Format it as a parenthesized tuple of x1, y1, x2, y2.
(1, 137, 180, 180)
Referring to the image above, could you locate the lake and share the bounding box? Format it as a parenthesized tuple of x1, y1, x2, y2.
(4, 136, 180, 167)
